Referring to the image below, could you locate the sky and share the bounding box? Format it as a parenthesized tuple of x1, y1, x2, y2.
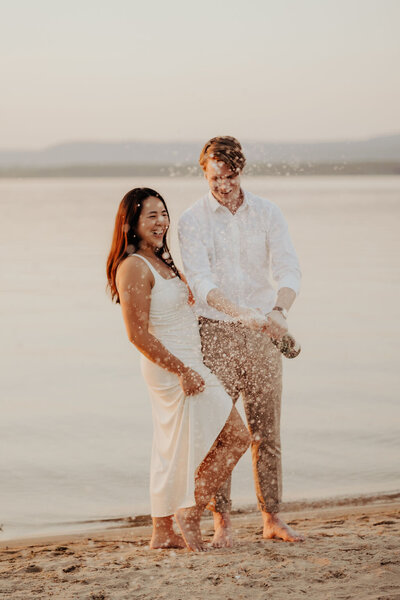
(1, 0, 400, 149)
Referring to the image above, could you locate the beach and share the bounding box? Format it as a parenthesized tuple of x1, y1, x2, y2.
(1, 176, 399, 541)
(1, 494, 399, 599)
(2, 1, 400, 596)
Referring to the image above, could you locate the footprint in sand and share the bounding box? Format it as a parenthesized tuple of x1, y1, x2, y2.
(25, 564, 42, 573)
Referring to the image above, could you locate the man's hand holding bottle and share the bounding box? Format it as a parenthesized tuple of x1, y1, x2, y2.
(237, 307, 300, 359)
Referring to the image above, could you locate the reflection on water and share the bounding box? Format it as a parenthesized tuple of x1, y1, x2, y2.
(1, 176, 399, 540)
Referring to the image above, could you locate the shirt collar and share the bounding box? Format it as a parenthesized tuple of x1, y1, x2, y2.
(207, 189, 248, 213)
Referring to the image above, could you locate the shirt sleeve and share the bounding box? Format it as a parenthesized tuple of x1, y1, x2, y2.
(268, 204, 301, 294)
(178, 211, 218, 305)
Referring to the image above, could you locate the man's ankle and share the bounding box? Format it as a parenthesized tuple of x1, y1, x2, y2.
(262, 510, 280, 523)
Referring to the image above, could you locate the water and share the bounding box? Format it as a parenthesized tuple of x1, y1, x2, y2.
(1, 176, 399, 541)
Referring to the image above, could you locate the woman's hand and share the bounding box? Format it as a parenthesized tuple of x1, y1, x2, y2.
(179, 367, 206, 396)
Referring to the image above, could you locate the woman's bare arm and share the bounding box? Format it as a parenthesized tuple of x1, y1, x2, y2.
(117, 257, 187, 374)
(116, 257, 204, 394)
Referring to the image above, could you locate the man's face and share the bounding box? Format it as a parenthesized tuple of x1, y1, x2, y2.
(203, 160, 241, 207)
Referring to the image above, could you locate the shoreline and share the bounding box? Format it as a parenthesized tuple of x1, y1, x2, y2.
(1, 490, 398, 548)
(1, 496, 399, 599)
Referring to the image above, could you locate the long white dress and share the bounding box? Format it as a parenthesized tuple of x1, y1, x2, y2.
(134, 254, 233, 517)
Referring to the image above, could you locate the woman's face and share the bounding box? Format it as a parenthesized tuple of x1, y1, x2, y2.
(136, 196, 170, 251)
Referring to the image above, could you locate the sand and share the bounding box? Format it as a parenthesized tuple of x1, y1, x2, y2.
(1, 496, 399, 600)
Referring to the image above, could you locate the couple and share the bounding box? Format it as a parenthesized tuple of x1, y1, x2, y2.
(106, 136, 303, 551)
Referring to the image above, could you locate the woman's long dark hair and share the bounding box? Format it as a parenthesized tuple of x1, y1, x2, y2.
(106, 187, 180, 303)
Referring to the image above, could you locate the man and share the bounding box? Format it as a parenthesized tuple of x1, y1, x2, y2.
(178, 136, 303, 546)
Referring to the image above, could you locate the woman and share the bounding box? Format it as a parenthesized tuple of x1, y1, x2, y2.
(106, 188, 249, 552)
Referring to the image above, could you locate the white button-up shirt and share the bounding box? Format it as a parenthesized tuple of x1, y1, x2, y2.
(178, 190, 301, 321)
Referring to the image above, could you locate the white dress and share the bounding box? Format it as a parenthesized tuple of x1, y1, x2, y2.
(134, 254, 233, 517)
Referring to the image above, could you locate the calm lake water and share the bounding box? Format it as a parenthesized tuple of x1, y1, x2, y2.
(1, 176, 399, 540)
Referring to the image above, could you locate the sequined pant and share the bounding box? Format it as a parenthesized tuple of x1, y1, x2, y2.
(199, 317, 283, 514)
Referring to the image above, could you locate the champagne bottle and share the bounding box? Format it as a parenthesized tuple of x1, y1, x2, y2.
(271, 333, 301, 359)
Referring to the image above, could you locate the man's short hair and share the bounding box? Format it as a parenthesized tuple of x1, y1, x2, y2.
(199, 136, 246, 173)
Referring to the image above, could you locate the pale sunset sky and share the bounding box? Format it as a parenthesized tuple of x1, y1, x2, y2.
(1, 0, 399, 149)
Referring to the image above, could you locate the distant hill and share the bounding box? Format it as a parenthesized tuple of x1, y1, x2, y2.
(1, 134, 399, 168)
(0, 134, 399, 177)
(0, 161, 399, 178)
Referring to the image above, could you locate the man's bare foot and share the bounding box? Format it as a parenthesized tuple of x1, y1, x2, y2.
(212, 512, 234, 548)
(150, 516, 186, 549)
(262, 512, 305, 542)
(175, 507, 206, 552)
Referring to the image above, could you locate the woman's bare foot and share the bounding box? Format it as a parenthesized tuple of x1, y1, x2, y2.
(175, 507, 206, 552)
(150, 532, 186, 549)
(212, 512, 234, 548)
(262, 512, 305, 542)
(150, 516, 186, 549)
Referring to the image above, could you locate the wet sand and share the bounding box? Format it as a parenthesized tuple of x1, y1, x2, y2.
(1, 495, 399, 599)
